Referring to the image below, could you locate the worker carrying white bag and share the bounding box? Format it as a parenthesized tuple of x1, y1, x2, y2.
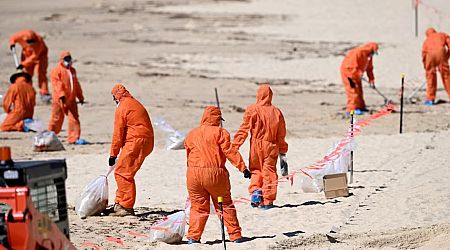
(75, 166, 114, 219)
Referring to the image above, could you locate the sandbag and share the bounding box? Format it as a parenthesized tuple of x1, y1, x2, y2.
(33, 131, 65, 152)
(75, 175, 109, 219)
(149, 211, 186, 244)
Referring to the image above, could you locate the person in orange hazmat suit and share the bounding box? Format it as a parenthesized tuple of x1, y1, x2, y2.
(422, 27, 450, 105)
(9, 29, 50, 101)
(233, 84, 288, 210)
(108, 84, 154, 217)
(340, 42, 379, 115)
(1, 71, 36, 131)
(48, 51, 86, 145)
(185, 106, 251, 244)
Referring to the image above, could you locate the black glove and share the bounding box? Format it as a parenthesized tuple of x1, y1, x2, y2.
(16, 64, 23, 70)
(10, 44, 15, 50)
(243, 169, 251, 179)
(108, 156, 117, 166)
(279, 154, 288, 177)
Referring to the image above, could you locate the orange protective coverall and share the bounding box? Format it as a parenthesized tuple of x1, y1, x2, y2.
(340, 42, 379, 112)
(422, 28, 450, 101)
(110, 84, 154, 209)
(185, 106, 246, 241)
(48, 51, 84, 144)
(233, 85, 288, 206)
(9, 30, 49, 95)
(1, 76, 36, 131)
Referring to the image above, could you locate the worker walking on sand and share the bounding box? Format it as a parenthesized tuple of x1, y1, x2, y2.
(233, 84, 288, 210)
(108, 84, 154, 217)
(9, 29, 51, 102)
(1, 71, 36, 131)
(340, 42, 379, 115)
(185, 106, 250, 244)
(48, 51, 87, 145)
(422, 27, 450, 105)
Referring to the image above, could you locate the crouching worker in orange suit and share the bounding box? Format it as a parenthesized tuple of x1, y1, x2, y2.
(108, 84, 154, 217)
(1, 71, 36, 131)
(422, 27, 450, 105)
(233, 84, 288, 210)
(185, 106, 251, 244)
(48, 51, 87, 145)
(340, 42, 379, 115)
(9, 29, 51, 102)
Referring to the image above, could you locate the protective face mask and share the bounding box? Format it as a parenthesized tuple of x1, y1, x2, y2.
(63, 60, 72, 68)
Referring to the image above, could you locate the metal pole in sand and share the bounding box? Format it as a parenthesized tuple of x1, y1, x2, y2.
(400, 74, 405, 134)
(218, 196, 226, 250)
(415, 0, 419, 37)
(349, 110, 354, 184)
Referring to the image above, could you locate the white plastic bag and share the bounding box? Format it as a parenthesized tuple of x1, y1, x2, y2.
(75, 175, 109, 219)
(24, 118, 44, 132)
(0, 113, 6, 125)
(153, 117, 185, 150)
(300, 174, 323, 193)
(149, 211, 186, 244)
(184, 197, 191, 223)
(300, 139, 355, 193)
(167, 131, 185, 150)
(33, 131, 65, 152)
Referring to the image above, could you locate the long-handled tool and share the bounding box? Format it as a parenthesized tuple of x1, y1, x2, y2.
(372, 86, 391, 104)
(218, 196, 227, 250)
(361, 77, 391, 104)
(215, 88, 223, 127)
(406, 81, 426, 103)
(11, 46, 20, 68)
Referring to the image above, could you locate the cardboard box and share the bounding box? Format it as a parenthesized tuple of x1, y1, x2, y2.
(323, 173, 349, 199)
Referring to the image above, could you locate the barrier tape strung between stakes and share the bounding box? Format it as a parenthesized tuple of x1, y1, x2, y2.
(291, 103, 396, 181)
(82, 103, 397, 248)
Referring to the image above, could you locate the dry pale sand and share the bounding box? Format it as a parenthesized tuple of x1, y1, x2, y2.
(1, 0, 450, 249)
